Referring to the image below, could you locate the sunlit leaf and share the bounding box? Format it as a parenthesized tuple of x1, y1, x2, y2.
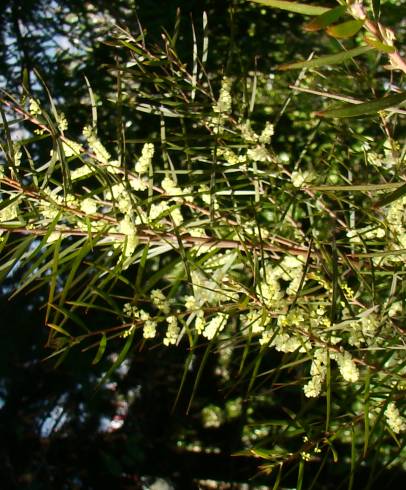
(304, 5, 347, 32)
(249, 0, 328, 16)
(310, 183, 400, 192)
(277, 45, 372, 71)
(317, 91, 406, 117)
(92, 333, 107, 365)
(47, 322, 72, 337)
(297, 460, 305, 490)
(326, 20, 364, 39)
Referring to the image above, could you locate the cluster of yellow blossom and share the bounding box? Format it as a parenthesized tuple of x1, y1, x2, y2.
(29, 98, 41, 116)
(385, 402, 406, 434)
(151, 289, 170, 315)
(161, 176, 193, 203)
(57, 112, 68, 133)
(386, 195, 406, 251)
(163, 315, 180, 346)
(291, 169, 314, 188)
(244, 308, 268, 334)
(202, 312, 229, 340)
(83, 125, 111, 163)
(207, 77, 233, 134)
(346, 225, 386, 244)
(39, 188, 64, 220)
(212, 77, 232, 115)
(118, 215, 138, 258)
(135, 143, 154, 174)
(331, 350, 359, 382)
(364, 139, 398, 170)
(63, 139, 83, 158)
(303, 349, 328, 398)
(348, 313, 379, 347)
(123, 294, 181, 346)
(123, 303, 157, 340)
(80, 197, 98, 215)
(256, 255, 304, 309)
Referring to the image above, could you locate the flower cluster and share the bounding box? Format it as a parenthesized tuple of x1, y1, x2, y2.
(244, 309, 268, 334)
(303, 349, 328, 398)
(123, 303, 157, 340)
(348, 313, 379, 347)
(332, 350, 359, 383)
(256, 255, 305, 309)
(29, 98, 41, 116)
(118, 215, 138, 258)
(163, 315, 180, 346)
(151, 289, 170, 315)
(213, 77, 232, 115)
(83, 125, 111, 163)
(161, 176, 193, 202)
(63, 139, 83, 158)
(39, 188, 64, 221)
(385, 402, 406, 434)
(291, 170, 314, 188)
(80, 197, 98, 215)
(202, 312, 229, 340)
(135, 143, 154, 174)
(386, 195, 406, 252)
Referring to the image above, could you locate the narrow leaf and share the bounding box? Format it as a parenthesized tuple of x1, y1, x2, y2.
(363, 369, 371, 457)
(349, 426, 356, 490)
(272, 464, 283, 490)
(47, 323, 71, 337)
(187, 343, 212, 414)
(372, 0, 380, 19)
(297, 460, 305, 490)
(310, 183, 400, 192)
(92, 333, 107, 365)
(374, 181, 406, 208)
(329, 442, 339, 463)
(135, 242, 150, 292)
(47, 302, 89, 333)
(326, 20, 364, 39)
(304, 5, 347, 32)
(85, 76, 98, 129)
(98, 329, 134, 387)
(278, 45, 372, 71)
(46, 234, 62, 325)
(325, 351, 331, 432)
(318, 91, 406, 118)
(172, 350, 195, 412)
(249, 0, 328, 16)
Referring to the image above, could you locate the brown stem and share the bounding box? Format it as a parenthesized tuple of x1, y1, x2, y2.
(0, 224, 310, 257)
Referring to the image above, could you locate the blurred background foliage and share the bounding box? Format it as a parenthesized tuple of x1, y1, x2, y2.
(0, 0, 405, 489)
